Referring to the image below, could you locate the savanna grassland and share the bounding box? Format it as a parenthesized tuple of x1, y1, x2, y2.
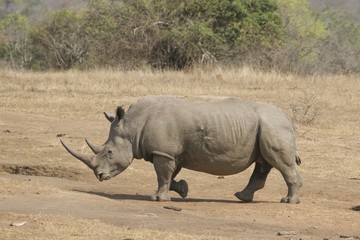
(0, 68, 359, 239)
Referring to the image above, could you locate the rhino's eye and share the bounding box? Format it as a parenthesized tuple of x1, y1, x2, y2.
(107, 149, 113, 155)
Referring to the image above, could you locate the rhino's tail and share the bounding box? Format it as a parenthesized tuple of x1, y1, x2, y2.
(295, 155, 301, 165)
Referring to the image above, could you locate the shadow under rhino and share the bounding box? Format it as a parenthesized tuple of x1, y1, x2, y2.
(74, 190, 274, 204)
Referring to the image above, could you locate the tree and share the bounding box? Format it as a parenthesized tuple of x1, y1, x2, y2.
(316, 9, 360, 74)
(0, 13, 29, 68)
(273, 0, 329, 73)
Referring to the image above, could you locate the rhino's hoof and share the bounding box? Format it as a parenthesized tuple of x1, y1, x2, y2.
(178, 180, 188, 198)
(280, 196, 300, 204)
(150, 194, 170, 202)
(234, 191, 254, 202)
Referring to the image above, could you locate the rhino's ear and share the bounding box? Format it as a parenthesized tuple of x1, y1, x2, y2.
(103, 112, 115, 122)
(116, 106, 125, 120)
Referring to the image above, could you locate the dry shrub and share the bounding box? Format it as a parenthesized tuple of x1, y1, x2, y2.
(289, 89, 321, 125)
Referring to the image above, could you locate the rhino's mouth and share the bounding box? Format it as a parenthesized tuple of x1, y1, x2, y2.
(96, 172, 111, 182)
(96, 169, 123, 181)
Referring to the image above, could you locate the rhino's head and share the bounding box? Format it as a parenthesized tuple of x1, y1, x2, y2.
(61, 107, 133, 181)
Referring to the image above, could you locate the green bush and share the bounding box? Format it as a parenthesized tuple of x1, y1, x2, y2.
(24, 0, 284, 70)
(81, 0, 164, 69)
(0, 13, 29, 68)
(272, 0, 329, 73)
(27, 10, 87, 70)
(275, 0, 360, 74)
(315, 9, 360, 74)
(1, 0, 360, 73)
(148, 0, 285, 69)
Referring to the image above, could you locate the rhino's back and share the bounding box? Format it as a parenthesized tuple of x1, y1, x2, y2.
(179, 99, 261, 175)
(133, 97, 262, 175)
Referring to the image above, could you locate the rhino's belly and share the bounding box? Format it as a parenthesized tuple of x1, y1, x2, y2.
(181, 155, 256, 176)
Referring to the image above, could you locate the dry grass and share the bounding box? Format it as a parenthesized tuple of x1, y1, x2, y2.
(1, 67, 360, 133)
(0, 67, 310, 118)
(0, 67, 358, 118)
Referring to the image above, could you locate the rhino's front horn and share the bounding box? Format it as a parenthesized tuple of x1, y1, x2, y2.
(85, 138, 104, 154)
(60, 140, 95, 169)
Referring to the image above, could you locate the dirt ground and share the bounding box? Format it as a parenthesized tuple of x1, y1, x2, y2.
(0, 107, 359, 240)
(0, 68, 359, 240)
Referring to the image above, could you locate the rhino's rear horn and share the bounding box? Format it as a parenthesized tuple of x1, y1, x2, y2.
(60, 140, 95, 169)
(85, 138, 104, 154)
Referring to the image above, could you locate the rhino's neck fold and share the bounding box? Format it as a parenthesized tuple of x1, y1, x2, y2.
(120, 118, 146, 160)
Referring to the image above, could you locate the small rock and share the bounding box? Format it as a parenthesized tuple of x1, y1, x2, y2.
(163, 206, 182, 212)
(277, 231, 296, 236)
(351, 205, 360, 211)
(217, 176, 225, 179)
(3, 130, 11, 133)
(349, 177, 360, 181)
(56, 133, 67, 137)
(339, 235, 360, 239)
(340, 236, 349, 239)
(10, 221, 27, 227)
(147, 213, 158, 217)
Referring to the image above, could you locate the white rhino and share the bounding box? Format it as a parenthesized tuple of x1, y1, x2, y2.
(61, 96, 302, 203)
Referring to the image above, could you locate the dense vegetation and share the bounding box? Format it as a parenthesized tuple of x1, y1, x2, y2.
(0, 0, 359, 74)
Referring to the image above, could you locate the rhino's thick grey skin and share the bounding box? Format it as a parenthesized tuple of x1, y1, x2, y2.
(62, 96, 303, 203)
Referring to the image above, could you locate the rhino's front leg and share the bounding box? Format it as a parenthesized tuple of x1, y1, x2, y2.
(168, 166, 188, 199)
(170, 179, 188, 198)
(151, 155, 176, 201)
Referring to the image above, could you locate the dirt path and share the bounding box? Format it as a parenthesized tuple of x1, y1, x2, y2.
(0, 111, 359, 240)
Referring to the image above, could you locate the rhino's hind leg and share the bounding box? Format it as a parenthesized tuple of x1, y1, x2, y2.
(235, 158, 272, 202)
(279, 167, 302, 204)
(259, 142, 303, 204)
